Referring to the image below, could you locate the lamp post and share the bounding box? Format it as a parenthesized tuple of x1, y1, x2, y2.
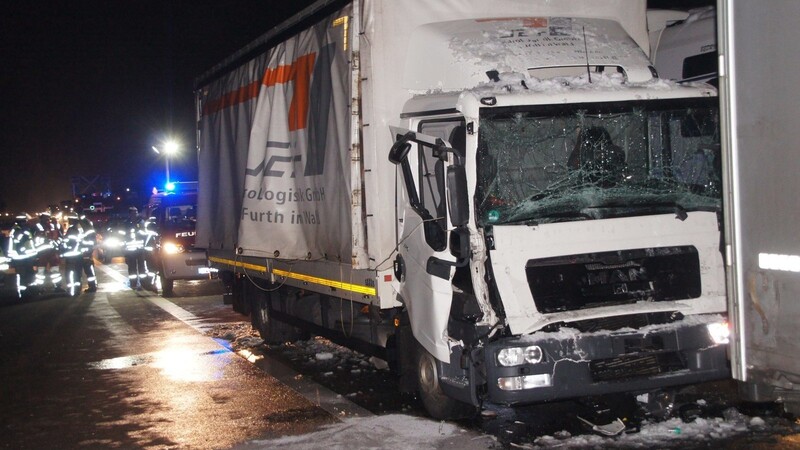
(152, 140, 179, 185)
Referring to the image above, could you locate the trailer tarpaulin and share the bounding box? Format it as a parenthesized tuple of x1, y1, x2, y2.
(196, 61, 263, 252)
(230, 7, 352, 261)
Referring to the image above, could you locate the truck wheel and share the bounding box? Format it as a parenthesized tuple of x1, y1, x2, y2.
(231, 274, 249, 315)
(160, 273, 174, 297)
(250, 284, 305, 345)
(221, 271, 234, 305)
(415, 340, 473, 420)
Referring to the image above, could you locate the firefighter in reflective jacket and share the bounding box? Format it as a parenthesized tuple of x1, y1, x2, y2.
(123, 207, 151, 290)
(60, 214, 92, 296)
(79, 215, 98, 293)
(33, 212, 63, 291)
(142, 217, 158, 290)
(8, 214, 37, 298)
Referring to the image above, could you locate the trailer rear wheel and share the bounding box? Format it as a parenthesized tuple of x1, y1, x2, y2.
(250, 283, 305, 345)
(416, 340, 472, 420)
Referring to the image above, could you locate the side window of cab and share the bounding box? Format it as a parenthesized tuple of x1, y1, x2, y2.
(417, 118, 465, 251)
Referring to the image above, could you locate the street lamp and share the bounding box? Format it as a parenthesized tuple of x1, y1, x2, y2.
(152, 140, 179, 185)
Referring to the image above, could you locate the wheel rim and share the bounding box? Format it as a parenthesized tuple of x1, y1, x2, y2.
(258, 304, 269, 328)
(418, 352, 437, 394)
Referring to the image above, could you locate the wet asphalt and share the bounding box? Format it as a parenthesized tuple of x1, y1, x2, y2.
(0, 261, 336, 449)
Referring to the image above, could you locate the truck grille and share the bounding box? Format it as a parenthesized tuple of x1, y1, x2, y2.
(542, 311, 683, 333)
(590, 352, 687, 382)
(525, 246, 701, 314)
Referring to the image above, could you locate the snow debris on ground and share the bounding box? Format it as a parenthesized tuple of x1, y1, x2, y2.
(525, 407, 789, 449)
(315, 352, 335, 361)
(206, 322, 257, 346)
(242, 402, 797, 450)
(247, 414, 491, 450)
(210, 322, 799, 449)
(206, 321, 267, 349)
(280, 336, 390, 372)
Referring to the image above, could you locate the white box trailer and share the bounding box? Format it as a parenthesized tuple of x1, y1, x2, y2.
(196, 0, 730, 419)
(718, 0, 800, 415)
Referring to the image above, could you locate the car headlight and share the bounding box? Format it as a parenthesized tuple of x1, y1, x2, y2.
(707, 322, 730, 345)
(162, 242, 184, 254)
(104, 236, 122, 248)
(497, 345, 544, 367)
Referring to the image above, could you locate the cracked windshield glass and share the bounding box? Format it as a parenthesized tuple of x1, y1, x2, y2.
(476, 98, 720, 226)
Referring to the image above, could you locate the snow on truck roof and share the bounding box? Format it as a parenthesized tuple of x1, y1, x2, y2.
(404, 17, 656, 92)
(401, 72, 716, 117)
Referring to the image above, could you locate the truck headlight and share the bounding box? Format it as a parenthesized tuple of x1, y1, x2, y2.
(162, 242, 184, 255)
(706, 322, 730, 344)
(497, 345, 543, 367)
(498, 374, 552, 391)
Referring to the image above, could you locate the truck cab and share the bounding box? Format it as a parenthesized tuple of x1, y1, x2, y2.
(388, 15, 728, 413)
(146, 182, 213, 296)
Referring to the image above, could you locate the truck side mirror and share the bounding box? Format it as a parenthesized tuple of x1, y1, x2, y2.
(447, 164, 469, 227)
(389, 133, 414, 164)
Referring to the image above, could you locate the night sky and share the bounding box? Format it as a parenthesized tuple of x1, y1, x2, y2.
(0, 0, 710, 213)
(0, 0, 315, 213)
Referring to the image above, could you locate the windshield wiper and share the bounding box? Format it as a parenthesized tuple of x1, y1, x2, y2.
(581, 202, 694, 221)
(503, 211, 594, 226)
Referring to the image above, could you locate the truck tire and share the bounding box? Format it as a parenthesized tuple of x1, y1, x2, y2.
(249, 283, 304, 345)
(160, 272, 174, 297)
(221, 271, 235, 305)
(231, 274, 249, 315)
(415, 340, 472, 420)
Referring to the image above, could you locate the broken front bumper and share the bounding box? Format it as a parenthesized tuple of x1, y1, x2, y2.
(483, 317, 729, 405)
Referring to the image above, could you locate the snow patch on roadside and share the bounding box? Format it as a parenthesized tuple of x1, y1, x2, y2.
(248, 414, 486, 449)
(209, 322, 800, 449)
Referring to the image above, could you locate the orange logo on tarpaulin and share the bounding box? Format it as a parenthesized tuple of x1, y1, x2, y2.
(261, 52, 316, 131)
(202, 52, 317, 131)
(202, 81, 260, 115)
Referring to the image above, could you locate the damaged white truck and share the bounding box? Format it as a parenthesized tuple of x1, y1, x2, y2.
(195, 0, 729, 419)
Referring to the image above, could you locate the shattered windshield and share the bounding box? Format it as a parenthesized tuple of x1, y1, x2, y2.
(476, 98, 720, 226)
